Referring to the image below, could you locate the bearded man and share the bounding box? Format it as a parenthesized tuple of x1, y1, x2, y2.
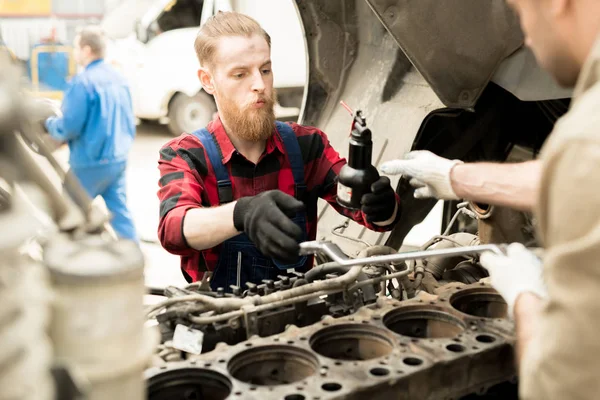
(156, 11, 401, 291)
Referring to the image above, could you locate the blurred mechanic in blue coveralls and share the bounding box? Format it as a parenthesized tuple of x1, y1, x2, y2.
(44, 25, 138, 242)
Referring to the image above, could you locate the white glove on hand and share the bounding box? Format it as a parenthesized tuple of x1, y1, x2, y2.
(479, 243, 548, 318)
(380, 150, 463, 200)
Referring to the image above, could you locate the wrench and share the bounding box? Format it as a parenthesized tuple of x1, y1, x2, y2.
(299, 241, 506, 268)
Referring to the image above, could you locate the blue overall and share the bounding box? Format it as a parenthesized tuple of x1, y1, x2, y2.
(192, 122, 309, 291)
(45, 59, 137, 242)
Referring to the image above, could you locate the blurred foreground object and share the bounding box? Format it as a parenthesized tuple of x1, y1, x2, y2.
(0, 51, 156, 399)
(0, 51, 109, 235)
(0, 192, 55, 400)
(22, 97, 65, 154)
(45, 235, 158, 400)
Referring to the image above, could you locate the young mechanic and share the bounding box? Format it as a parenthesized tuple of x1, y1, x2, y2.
(157, 12, 400, 290)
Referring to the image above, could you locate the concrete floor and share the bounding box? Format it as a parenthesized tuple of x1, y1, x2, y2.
(126, 122, 188, 289)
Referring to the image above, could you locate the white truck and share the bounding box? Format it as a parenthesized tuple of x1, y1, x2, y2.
(102, 0, 307, 136)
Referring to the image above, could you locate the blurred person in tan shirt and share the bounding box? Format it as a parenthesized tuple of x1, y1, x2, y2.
(382, 0, 600, 398)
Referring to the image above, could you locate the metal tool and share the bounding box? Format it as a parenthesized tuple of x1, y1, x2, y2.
(336, 101, 380, 210)
(299, 240, 506, 268)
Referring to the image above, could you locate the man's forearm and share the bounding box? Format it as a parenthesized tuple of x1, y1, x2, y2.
(450, 160, 542, 211)
(513, 292, 544, 366)
(182, 202, 239, 250)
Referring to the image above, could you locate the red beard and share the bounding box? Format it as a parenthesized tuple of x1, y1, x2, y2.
(216, 90, 276, 142)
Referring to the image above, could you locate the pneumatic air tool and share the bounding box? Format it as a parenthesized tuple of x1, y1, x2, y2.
(336, 101, 380, 210)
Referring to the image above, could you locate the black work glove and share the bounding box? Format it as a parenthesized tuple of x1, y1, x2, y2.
(233, 190, 305, 263)
(361, 176, 398, 223)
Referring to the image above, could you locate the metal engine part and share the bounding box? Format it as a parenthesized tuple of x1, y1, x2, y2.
(364, 0, 523, 108)
(469, 202, 536, 246)
(0, 52, 55, 400)
(44, 234, 159, 400)
(149, 245, 415, 352)
(147, 240, 518, 399)
(146, 283, 514, 400)
(0, 194, 55, 400)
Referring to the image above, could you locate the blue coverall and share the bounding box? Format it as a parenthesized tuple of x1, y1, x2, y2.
(45, 59, 138, 242)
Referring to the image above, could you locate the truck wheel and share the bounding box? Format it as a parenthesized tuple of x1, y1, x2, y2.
(167, 92, 216, 136)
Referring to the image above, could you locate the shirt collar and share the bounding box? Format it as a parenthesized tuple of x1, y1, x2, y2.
(572, 32, 600, 102)
(85, 58, 104, 70)
(207, 115, 285, 164)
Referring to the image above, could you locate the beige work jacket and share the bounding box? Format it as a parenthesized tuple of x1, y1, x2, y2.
(520, 34, 600, 400)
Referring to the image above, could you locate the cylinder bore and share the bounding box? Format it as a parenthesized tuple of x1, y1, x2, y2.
(383, 308, 465, 339)
(228, 345, 318, 386)
(147, 368, 232, 400)
(309, 324, 394, 361)
(450, 289, 508, 319)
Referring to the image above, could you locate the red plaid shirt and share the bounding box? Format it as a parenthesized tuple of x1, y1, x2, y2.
(157, 116, 399, 282)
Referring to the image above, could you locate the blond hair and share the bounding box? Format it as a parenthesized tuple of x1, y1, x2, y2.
(194, 11, 271, 68)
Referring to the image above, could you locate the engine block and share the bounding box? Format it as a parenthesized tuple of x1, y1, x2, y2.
(146, 283, 515, 400)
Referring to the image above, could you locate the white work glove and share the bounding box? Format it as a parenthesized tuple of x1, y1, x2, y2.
(479, 243, 548, 318)
(380, 150, 463, 200)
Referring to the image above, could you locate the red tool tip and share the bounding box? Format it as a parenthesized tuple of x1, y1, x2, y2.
(339, 100, 353, 116)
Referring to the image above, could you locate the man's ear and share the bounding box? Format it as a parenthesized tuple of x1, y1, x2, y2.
(82, 45, 93, 59)
(198, 67, 215, 95)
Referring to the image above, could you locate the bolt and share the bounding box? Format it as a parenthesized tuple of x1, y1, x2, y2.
(263, 279, 275, 288)
(229, 285, 241, 296)
(246, 282, 258, 294)
(470, 325, 478, 331)
(257, 284, 266, 295)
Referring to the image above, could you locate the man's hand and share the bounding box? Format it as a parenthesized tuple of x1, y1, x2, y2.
(479, 243, 548, 317)
(380, 150, 463, 200)
(233, 190, 305, 263)
(29, 97, 62, 130)
(361, 176, 397, 224)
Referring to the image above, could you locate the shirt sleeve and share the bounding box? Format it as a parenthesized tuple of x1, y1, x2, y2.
(520, 140, 600, 400)
(310, 128, 399, 232)
(45, 78, 89, 142)
(157, 138, 206, 255)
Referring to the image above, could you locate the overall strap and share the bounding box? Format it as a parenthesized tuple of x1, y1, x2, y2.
(275, 121, 306, 201)
(190, 128, 233, 204)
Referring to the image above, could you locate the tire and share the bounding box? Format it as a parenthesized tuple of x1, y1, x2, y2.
(167, 91, 216, 136)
